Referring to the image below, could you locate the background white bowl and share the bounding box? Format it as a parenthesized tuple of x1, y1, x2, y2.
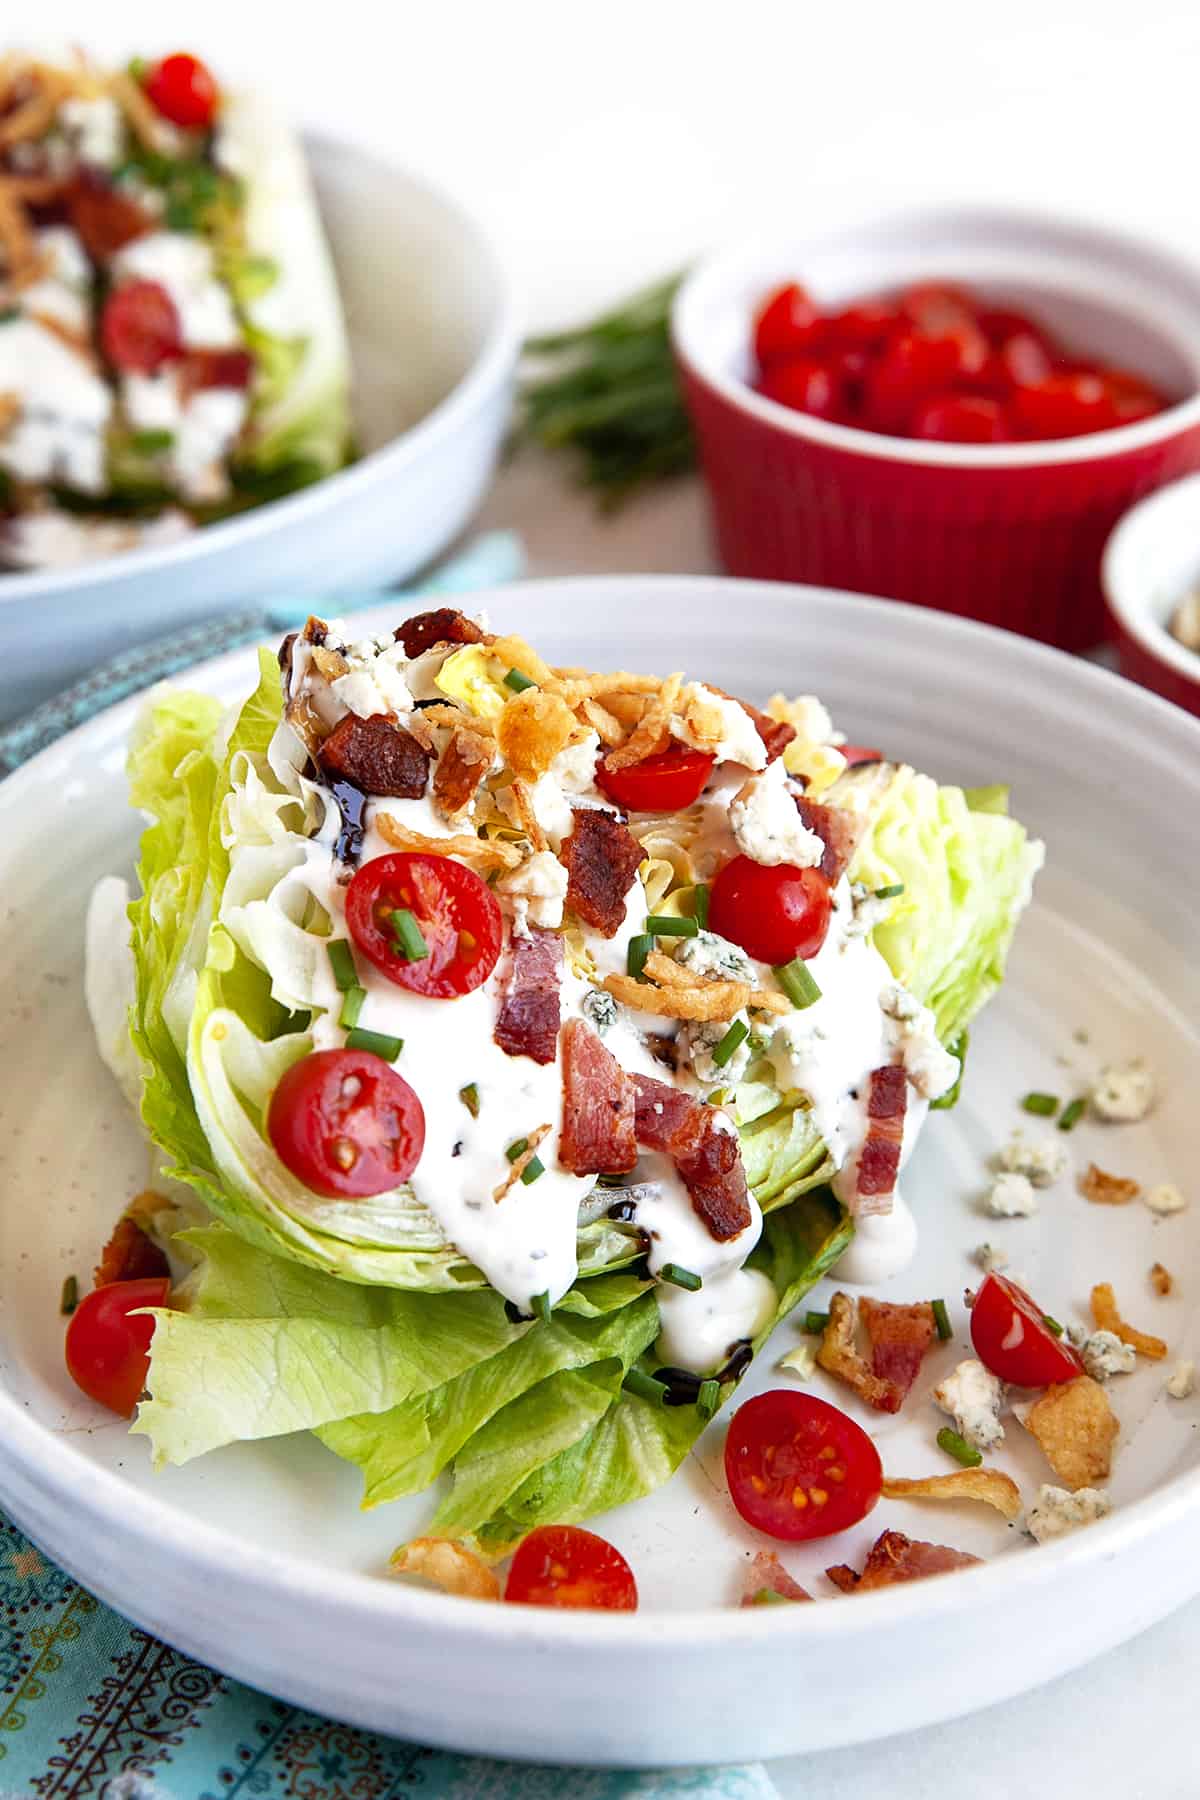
(1, 134, 519, 723)
(1103, 471, 1200, 715)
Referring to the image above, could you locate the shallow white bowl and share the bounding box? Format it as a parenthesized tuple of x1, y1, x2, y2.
(1103, 470, 1200, 715)
(1, 577, 1198, 1766)
(1, 134, 519, 723)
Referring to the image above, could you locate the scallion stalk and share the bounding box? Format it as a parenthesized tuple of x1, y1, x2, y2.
(775, 957, 821, 1009)
(937, 1427, 983, 1468)
(711, 1018, 750, 1070)
(344, 1027, 403, 1061)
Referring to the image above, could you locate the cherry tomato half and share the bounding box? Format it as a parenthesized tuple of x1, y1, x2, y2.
(594, 744, 715, 812)
(753, 282, 824, 366)
(267, 1047, 425, 1198)
(725, 1390, 882, 1542)
(505, 1525, 638, 1610)
(100, 280, 183, 375)
(709, 855, 832, 966)
(144, 53, 220, 131)
(65, 1276, 170, 1418)
(970, 1271, 1085, 1387)
(345, 852, 503, 998)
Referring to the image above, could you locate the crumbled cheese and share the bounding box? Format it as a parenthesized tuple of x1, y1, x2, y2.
(499, 771, 573, 848)
(1067, 1327, 1137, 1382)
(973, 1243, 1009, 1273)
(880, 983, 960, 1100)
(728, 761, 824, 868)
(20, 226, 91, 335)
(985, 1172, 1038, 1218)
(497, 849, 569, 932)
(1145, 1182, 1188, 1217)
(581, 989, 618, 1036)
(671, 683, 767, 771)
(778, 1341, 818, 1380)
(1026, 1484, 1111, 1543)
(551, 730, 601, 792)
(59, 94, 125, 167)
(682, 1013, 753, 1085)
(323, 639, 415, 721)
(0, 318, 111, 492)
(933, 1358, 1005, 1450)
(997, 1135, 1069, 1189)
(766, 692, 840, 747)
(1166, 1360, 1195, 1400)
(1091, 1060, 1154, 1123)
(845, 880, 895, 941)
(677, 929, 755, 985)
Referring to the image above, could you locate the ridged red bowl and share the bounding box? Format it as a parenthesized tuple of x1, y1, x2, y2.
(673, 209, 1200, 651)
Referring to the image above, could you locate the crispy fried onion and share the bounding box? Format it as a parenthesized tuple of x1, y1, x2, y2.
(1020, 1376, 1119, 1489)
(0, 391, 18, 435)
(1150, 1261, 1173, 1297)
(581, 696, 624, 747)
(375, 812, 521, 870)
(493, 1122, 551, 1202)
(496, 686, 578, 781)
(507, 778, 548, 853)
(0, 60, 73, 148)
(882, 1469, 1022, 1520)
(602, 948, 786, 1024)
(598, 672, 683, 770)
(1078, 1161, 1140, 1205)
(389, 1537, 500, 1600)
(488, 632, 560, 690)
(108, 68, 179, 154)
(1091, 1280, 1167, 1360)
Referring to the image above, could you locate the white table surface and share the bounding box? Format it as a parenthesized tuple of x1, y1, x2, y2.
(47, 3, 1200, 1786)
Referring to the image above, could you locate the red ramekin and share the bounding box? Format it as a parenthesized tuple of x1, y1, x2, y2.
(672, 208, 1200, 651)
(1102, 471, 1200, 716)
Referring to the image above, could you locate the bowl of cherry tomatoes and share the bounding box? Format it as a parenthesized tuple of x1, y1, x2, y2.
(672, 208, 1200, 650)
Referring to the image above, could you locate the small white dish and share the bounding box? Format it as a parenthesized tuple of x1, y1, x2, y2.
(1, 135, 519, 723)
(1103, 471, 1200, 715)
(1, 577, 1198, 1765)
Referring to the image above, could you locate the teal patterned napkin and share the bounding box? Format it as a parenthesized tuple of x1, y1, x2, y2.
(0, 533, 777, 1800)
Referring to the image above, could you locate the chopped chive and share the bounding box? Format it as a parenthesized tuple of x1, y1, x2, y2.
(130, 427, 175, 454)
(327, 939, 358, 991)
(626, 932, 654, 980)
(623, 1368, 668, 1406)
(692, 883, 710, 928)
(660, 1262, 703, 1292)
(460, 1082, 480, 1118)
(504, 666, 536, 693)
(874, 883, 905, 900)
(506, 1137, 529, 1163)
(1021, 1091, 1060, 1117)
(344, 1027, 403, 1061)
(338, 985, 366, 1030)
(520, 1155, 546, 1186)
(389, 908, 429, 962)
(1042, 1314, 1064, 1337)
(937, 1426, 983, 1468)
(0, 305, 20, 325)
(531, 1290, 552, 1323)
(697, 1377, 721, 1420)
(775, 957, 821, 1009)
(711, 1018, 749, 1070)
(645, 913, 699, 938)
(1058, 1097, 1086, 1133)
(60, 1274, 78, 1316)
(803, 1309, 830, 1335)
(931, 1297, 952, 1341)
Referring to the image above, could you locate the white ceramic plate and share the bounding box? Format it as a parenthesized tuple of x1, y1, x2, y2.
(1, 577, 1198, 1767)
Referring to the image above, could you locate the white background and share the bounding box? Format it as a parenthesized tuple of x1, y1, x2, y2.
(45, 2, 1200, 1790)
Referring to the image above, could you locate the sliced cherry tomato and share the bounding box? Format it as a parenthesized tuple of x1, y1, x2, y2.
(100, 280, 183, 375)
(839, 743, 883, 766)
(65, 1276, 170, 1417)
(725, 1390, 882, 1542)
(911, 393, 1010, 443)
(595, 744, 715, 812)
(505, 1525, 638, 1609)
(346, 852, 503, 998)
(758, 356, 845, 420)
(267, 1047, 425, 1198)
(144, 53, 220, 130)
(753, 282, 824, 366)
(709, 855, 832, 965)
(970, 1271, 1085, 1387)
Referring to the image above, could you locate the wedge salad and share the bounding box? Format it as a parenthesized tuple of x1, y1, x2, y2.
(0, 49, 351, 568)
(79, 606, 1042, 1564)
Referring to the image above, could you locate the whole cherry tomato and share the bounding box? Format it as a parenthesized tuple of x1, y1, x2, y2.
(753, 283, 824, 366)
(65, 1276, 170, 1417)
(725, 1390, 882, 1541)
(345, 852, 503, 998)
(144, 53, 220, 131)
(970, 1272, 1085, 1386)
(100, 280, 182, 374)
(1009, 373, 1118, 440)
(709, 855, 832, 965)
(595, 745, 714, 812)
(911, 393, 1010, 443)
(505, 1525, 638, 1609)
(758, 357, 845, 420)
(267, 1048, 425, 1198)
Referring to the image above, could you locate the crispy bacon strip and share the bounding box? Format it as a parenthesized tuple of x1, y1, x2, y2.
(860, 1298, 937, 1400)
(632, 1074, 752, 1242)
(827, 1530, 981, 1593)
(494, 929, 562, 1068)
(394, 608, 485, 659)
(559, 1019, 638, 1175)
(66, 168, 153, 260)
(375, 813, 521, 870)
(318, 713, 431, 799)
(93, 1208, 170, 1289)
(852, 1064, 907, 1216)
(740, 1551, 813, 1607)
(560, 807, 644, 937)
(432, 719, 493, 818)
(792, 796, 861, 884)
(816, 1291, 906, 1413)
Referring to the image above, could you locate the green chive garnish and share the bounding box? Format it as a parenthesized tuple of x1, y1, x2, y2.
(506, 1137, 529, 1163)
(532, 1290, 552, 1323)
(60, 1274, 78, 1316)
(327, 939, 357, 991)
(130, 427, 175, 454)
(660, 1263, 702, 1292)
(1058, 1098, 1085, 1133)
(0, 305, 20, 325)
(338, 985, 366, 1030)
(1042, 1314, 1064, 1337)
(344, 1027, 403, 1061)
(460, 1082, 480, 1118)
(627, 933, 654, 980)
(504, 667, 536, 693)
(711, 1018, 749, 1070)
(937, 1427, 983, 1468)
(389, 908, 429, 962)
(697, 1377, 721, 1420)
(520, 1155, 546, 1186)
(803, 1309, 830, 1335)
(931, 1297, 952, 1341)
(623, 1368, 668, 1406)
(692, 884, 710, 928)
(775, 957, 821, 1009)
(874, 883, 905, 900)
(1021, 1091, 1060, 1117)
(645, 914, 699, 938)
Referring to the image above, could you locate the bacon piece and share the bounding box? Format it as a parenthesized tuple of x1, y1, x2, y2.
(631, 1073, 752, 1242)
(816, 1291, 906, 1414)
(740, 1551, 813, 1607)
(559, 1019, 637, 1174)
(180, 347, 255, 394)
(559, 808, 644, 938)
(860, 1298, 937, 1401)
(853, 1064, 908, 1216)
(432, 720, 493, 818)
(494, 929, 563, 1067)
(318, 713, 431, 799)
(394, 608, 485, 659)
(66, 169, 152, 260)
(633, 1073, 697, 1149)
(827, 1530, 981, 1594)
(793, 796, 861, 884)
(93, 1213, 169, 1289)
